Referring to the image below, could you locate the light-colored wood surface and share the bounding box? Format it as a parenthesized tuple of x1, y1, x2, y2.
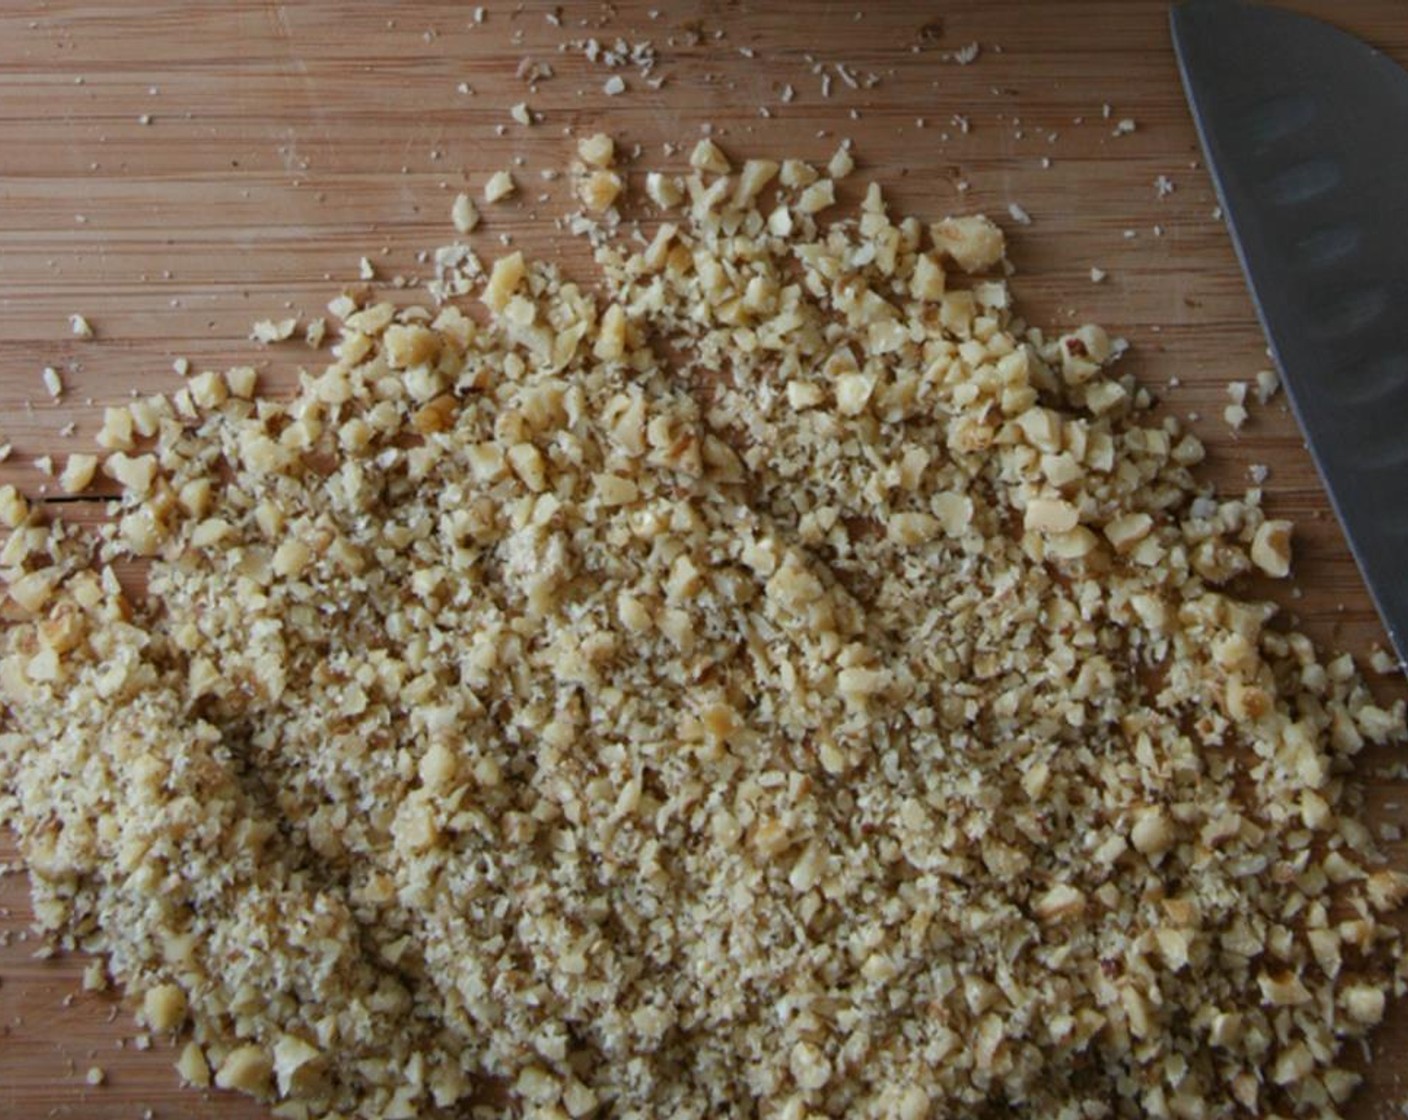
(1, 2, 1406, 1116)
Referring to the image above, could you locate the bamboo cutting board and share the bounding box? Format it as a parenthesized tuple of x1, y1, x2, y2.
(1, 2, 1406, 1116)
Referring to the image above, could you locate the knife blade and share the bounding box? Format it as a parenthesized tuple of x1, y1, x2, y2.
(1171, 0, 1408, 668)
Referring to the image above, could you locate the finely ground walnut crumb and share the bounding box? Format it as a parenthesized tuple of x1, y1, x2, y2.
(1, 134, 1406, 1120)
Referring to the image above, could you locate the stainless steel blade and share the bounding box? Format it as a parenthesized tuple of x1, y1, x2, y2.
(1171, 0, 1408, 667)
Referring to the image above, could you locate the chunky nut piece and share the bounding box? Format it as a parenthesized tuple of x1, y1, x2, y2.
(96, 406, 136, 451)
(910, 253, 946, 301)
(577, 132, 615, 168)
(214, 1045, 273, 1095)
(1024, 497, 1079, 534)
(734, 159, 779, 207)
(689, 138, 730, 175)
(483, 251, 526, 313)
(175, 1043, 210, 1088)
(384, 324, 442, 369)
(451, 192, 480, 234)
(103, 452, 158, 497)
(1034, 883, 1086, 923)
(484, 169, 517, 203)
(646, 171, 683, 209)
(887, 512, 940, 546)
(59, 453, 99, 495)
(1250, 519, 1292, 577)
(272, 1034, 322, 1095)
(834, 372, 875, 416)
(930, 214, 1005, 272)
(1103, 512, 1152, 551)
(578, 169, 624, 213)
(796, 179, 836, 215)
(1130, 807, 1175, 855)
(1341, 984, 1386, 1025)
(789, 1041, 832, 1091)
(827, 144, 855, 180)
(141, 983, 188, 1031)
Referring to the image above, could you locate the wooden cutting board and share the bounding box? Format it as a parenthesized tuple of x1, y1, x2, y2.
(2, 2, 1406, 1116)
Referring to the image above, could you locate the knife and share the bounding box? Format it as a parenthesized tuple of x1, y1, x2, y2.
(1171, 0, 1408, 668)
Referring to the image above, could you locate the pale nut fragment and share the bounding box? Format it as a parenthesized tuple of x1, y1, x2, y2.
(483, 170, 517, 203)
(646, 172, 683, 209)
(483, 252, 526, 314)
(910, 253, 946, 301)
(1103, 512, 1153, 552)
(595, 473, 639, 507)
(689, 138, 730, 175)
(594, 304, 627, 361)
(827, 144, 855, 180)
(59, 453, 99, 495)
(788, 1040, 832, 1091)
(192, 369, 232, 410)
(225, 366, 258, 398)
(834, 372, 875, 416)
(577, 132, 615, 168)
(213, 1044, 273, 1096)
(176, 1041, 210, 1088)
(1250, 519, 1292, 578)
(779, 159, 817, 188)
(1033, 883, 1087, 923)
(103, 452, 158, 497)
(1257, 971, 1312, 1007)
(931, 491, 973, 535)
(1045, 526, 1099, 560)
(1154, 927, 1193, 971)
(273, 538, 312, 579)
(734, 159, 779, 207)
(384, 324, 442, 369)
(796, 179, 836, 215)
(141, 983, 187, 1031)
(272, 1034, 323, 1096)
(786, 381, 824, 411)
(1340, 984, 1386, 1025)
(578, 169, 624, 213)
(1024, 497, 1079, 534)
(507, 442, 548, 492)
(9, 570, 59, 614)
(887, 512, 940, 546)
(515, 1065, 561, 1106)
(0, 485, 29, 528)
(897, 1087, 930, 1120)
(96, 406, 136, 452)
(930, 214, 1005, 273)
(837, 665, 889, 702)
(1130, 806, 1175, 855)
(1271, 1041, 1314, 1087)
(451, 192, 480, 234)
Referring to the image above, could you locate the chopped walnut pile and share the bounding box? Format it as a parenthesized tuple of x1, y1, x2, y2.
(1, 136, 1405, 1120)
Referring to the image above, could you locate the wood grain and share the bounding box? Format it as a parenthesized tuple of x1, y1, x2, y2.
(1, 2, 1406, 1116)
